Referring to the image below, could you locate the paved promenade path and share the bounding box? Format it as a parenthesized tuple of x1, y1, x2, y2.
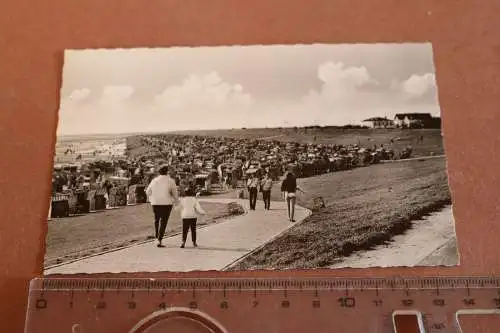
(329, 206, 457, 268)
(380, 154, 445, 163)
(45, 198, 311, 274)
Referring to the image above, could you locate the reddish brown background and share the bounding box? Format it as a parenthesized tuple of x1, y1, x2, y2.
(1, 0, 500, 332)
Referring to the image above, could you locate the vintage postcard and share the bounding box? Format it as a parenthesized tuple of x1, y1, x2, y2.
(44, 43, 458, 274)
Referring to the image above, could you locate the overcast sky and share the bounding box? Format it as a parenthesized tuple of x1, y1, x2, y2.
(57, 43, 441, 136)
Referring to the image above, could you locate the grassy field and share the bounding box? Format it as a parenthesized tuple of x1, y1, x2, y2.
(169, 127, 445, 157)
(44, 201, 242, 267)
(228, 157, 452, 270)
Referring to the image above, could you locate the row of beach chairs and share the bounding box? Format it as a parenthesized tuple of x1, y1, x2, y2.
(49, 185, 147, 219)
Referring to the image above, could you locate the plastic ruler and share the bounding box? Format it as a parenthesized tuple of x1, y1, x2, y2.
(25, 276, 500, 333)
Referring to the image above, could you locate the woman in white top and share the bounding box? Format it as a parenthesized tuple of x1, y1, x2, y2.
(145, 165, 179, 248)
(177, 188, 206, 248)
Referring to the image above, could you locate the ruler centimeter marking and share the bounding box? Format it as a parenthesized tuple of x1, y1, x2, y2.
(33, 276, 500, 291)
(26, 277, 500, 333)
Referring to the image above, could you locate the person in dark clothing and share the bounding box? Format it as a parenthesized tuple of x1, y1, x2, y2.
(247, 174, 259, 210)
(103, 180, 113, 196)
(280, 172, 304, 222)
(260, 173, 273, 210)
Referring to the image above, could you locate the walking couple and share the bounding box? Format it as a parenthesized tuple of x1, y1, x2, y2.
(247, 173, 273, 210)
(247, 170, 304, 222)
(145, 165, 206, 249)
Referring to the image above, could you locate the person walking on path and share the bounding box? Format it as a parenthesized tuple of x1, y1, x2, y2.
(177, 188, 206, 248)
(281, 172, 304, 222)
(247, 173, 259, 210)
(145, 164, 179, 248)
(260, 173, 273, 210)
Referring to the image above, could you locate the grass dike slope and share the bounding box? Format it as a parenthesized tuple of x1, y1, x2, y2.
(228, 157, 452, 270)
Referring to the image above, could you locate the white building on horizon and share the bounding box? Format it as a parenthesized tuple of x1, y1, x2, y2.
(361, 117, 395, 129)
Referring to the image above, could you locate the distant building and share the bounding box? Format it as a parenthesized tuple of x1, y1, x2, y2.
(394, 113, 434, 128)
(429, 117, 441, 128)
(362, 117, 395, 129)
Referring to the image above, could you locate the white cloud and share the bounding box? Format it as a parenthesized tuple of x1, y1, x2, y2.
(401, 73, 436, 97)
(102, 85, 134, 102)
(147, 72, 254, 131)
(303, 62, 379, 106)
(58, 85, 136, 135)
(58, 73, 258, 135)
(66, 88, 91, 102)
(317, 61, 377, 88)
(153, 72, 253, 112)
(150, 72, 254, 131)
(59, 88, 91, 116)
(298, 62, 382, 124)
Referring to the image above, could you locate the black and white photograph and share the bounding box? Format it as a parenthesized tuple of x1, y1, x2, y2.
(44, 43, 458, 274)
